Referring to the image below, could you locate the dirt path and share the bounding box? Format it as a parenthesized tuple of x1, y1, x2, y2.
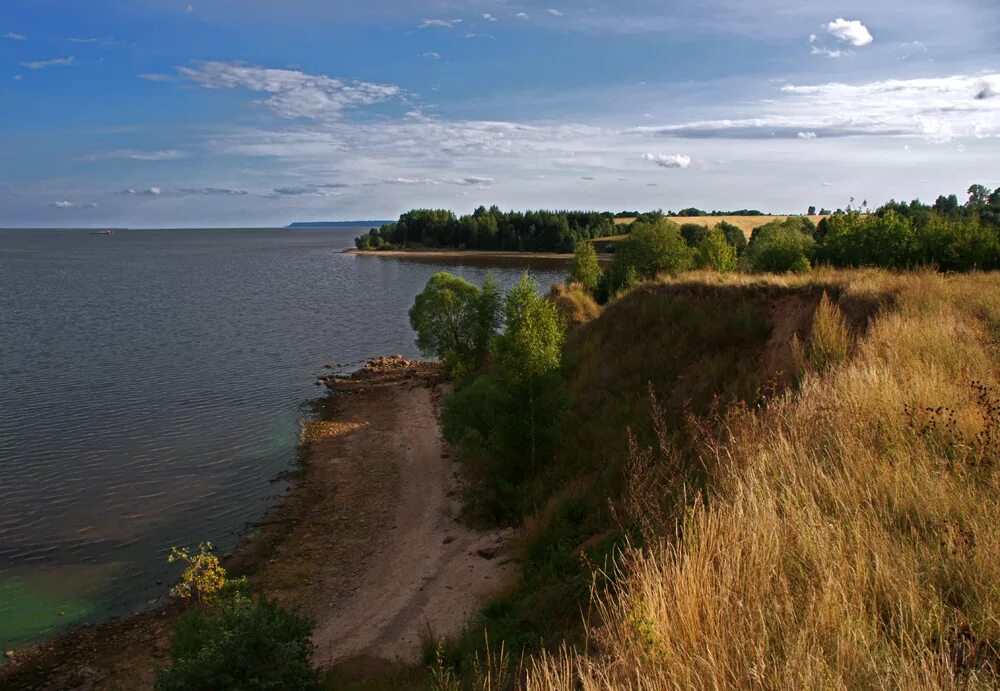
(252, 359, 519, 667)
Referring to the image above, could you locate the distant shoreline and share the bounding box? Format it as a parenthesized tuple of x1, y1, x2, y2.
(345, 247, 613, 265)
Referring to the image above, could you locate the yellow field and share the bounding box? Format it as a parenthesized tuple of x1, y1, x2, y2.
(613, 215, 828, 238)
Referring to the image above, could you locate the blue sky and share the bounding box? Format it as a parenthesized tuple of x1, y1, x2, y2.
(1, 0, 998, 227)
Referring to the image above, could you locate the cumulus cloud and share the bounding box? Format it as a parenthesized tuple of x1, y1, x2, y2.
(52, 200, 97, 209)
(642, 153, 692, 169)
(798, 131, 817, 139)
(632, 73, 1000, 141)
(482, 13, 497, 22)
(421, 51, 441, 60)
(3, 32, 27, 41)
(21, 56, 76, 70)
(418, 18, 462, 29)
(174, 61, 401, 120)
(826, 18, 874, 47)
(516, 12, 530, 20)
(547, 9, 564, 16)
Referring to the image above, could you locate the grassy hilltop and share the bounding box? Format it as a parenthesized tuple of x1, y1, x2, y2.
(521, 269, 1000, 689)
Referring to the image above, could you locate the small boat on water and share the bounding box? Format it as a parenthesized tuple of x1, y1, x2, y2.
(90, 229, 115, 236)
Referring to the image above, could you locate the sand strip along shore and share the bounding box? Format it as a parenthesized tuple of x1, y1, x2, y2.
(1, 357, 518, 689)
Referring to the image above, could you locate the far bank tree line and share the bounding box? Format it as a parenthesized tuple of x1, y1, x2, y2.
(573, 184, 1000, 302)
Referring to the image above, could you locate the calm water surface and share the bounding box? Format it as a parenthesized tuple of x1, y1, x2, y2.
(0, 227, 565, 648)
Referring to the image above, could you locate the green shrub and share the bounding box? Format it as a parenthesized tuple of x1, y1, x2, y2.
(744, 220, 815, 273)
(155, 588, 318, 691)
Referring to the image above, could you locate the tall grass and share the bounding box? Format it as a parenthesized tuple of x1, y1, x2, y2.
(526, 271, 1000, 689)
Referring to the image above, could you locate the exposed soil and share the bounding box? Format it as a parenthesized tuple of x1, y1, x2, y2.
(0, 358, 518, 689)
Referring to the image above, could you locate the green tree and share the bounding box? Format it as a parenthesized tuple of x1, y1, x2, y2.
(409, 273, 495, 375)
(744, 220, 815, 273)
(716, 221, 748, 255)
(569, 241, 602, 292)
(696, 227, 738, 272)
(494, 273, 567, 470)
(603, 218, 693, 298)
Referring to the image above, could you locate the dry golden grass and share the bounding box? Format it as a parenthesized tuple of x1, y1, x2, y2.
(525, 270, 1000, 690)
(613, 215, 829, 238)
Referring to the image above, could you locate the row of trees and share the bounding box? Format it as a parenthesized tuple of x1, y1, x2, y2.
(565, 186, 1000, 304)
(356, 207, 620, 253)
(409, 272, 567, 520)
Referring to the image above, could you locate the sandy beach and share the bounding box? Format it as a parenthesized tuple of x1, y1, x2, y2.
(0, 358, 518, 689)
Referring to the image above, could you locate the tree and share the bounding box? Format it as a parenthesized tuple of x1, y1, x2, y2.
(604, 218, 693, 298)
(968, 184, 991, 208)
(716, 221, 747, 255)
(680, 223, 709, 247)
(493, 273, 566, 470)
(696, 227, 738, 272)
(409, 273, 495, 375)
(744, 219, 815, 273)
(808, 206, 817, 216)
(569, 241, 602, 292)
(474, 273, 503, 364)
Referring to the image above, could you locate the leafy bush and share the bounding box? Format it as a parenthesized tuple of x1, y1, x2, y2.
(744, 219, 815, 273)
(155, 587, 318, 691)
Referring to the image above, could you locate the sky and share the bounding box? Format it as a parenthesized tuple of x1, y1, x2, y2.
(1, 0, 998, 227)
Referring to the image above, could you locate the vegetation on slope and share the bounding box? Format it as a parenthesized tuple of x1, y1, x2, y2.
(527, 270, 1000, 689)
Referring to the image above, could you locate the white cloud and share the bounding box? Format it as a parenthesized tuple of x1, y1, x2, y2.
(174, 61, 402, 120)
(271, 183, 347, 197)
(3, 32, 27, 41)
(421, 51, 441, 60)
(826, 18, 874, 47)
(21, 56, 77, 70)
(482, 13, 498, 22)
(122, 186, 248, 197)
(516, 12, 530, 20)
(798, 131, 817, 139)
(642, 153, 692, 169)
(418, 18, 462, 29)
(547, 9, 564, 16)
(68, 37, 99, 44)
(90, 149, 190, 161)
(52, 200, 97, 209)
(632, 73, 1000, 141)
(12, 74, 22, 81)
(138, 73, 176, 82)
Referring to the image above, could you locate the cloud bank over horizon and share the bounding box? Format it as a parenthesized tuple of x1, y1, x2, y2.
(1, 0, 998, 226)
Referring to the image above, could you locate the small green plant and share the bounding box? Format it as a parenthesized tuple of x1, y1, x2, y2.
(167, 542, 227, 603)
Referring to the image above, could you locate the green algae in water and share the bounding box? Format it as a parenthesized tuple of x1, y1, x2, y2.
(0, 565, 120, 650)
